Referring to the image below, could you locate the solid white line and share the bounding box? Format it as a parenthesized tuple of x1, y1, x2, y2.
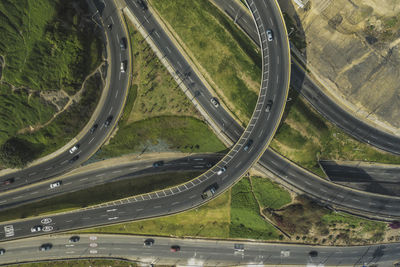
(89, 137, 95, 144)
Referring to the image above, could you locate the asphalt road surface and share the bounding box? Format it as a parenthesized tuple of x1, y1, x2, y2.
(0, 234, 399, 266)
(0, 154, 222, 211)
(0, 0, 130, 192)
(213, 0, 400, 155)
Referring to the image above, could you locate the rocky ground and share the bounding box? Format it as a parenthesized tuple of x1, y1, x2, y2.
(279, 0, 400, 131)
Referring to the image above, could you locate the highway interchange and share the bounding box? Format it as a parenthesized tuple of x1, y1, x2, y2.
(0, 0, 399, 265)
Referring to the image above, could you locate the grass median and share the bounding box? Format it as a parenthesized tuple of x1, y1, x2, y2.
(0, 171, 201, 222)
(14, 259, 136, 267)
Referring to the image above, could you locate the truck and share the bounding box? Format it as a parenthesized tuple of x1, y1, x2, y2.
(201, 183, 218, 200)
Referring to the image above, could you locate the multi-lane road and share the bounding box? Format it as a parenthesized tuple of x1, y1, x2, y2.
(0, 234, 399, 266)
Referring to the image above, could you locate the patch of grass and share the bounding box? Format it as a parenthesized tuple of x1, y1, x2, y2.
(150, 0, 260, 123)
(0, 171, 200, 222)
(0, 0, 102, 94)
(251, 176, 291, 209)
(271, 89, 400, 176)
(80, 190, 230, 239)
(0, 83, 56, 145)
(229, 177, 280, 240)
(126, 22, 200, 122)
(94, 116, 226, 159)
(14, 259, 136, 267)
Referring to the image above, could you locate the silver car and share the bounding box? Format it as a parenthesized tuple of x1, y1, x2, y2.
(266, 29, 273, 41)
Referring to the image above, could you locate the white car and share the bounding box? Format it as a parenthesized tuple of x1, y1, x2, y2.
(31, 225, 43, 232)
(49, 181, 62, 189)
(216, 166, 227, 175)
(69, 144, 79, 154)
(121, 61, 126, 73)
(266, 29, 273, 41)
(210, 97, 219, 108)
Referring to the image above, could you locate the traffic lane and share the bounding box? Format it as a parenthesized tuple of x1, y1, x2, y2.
(0, 235, 399, 265)
(260, 149, 400, 217)
(0, 1, 130, 191)
(0, 154, 222, 211)
(125, 0, 243, 142)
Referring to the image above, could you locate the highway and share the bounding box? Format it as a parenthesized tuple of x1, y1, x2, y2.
(0, 0, 130, 191)
(0, 154, 222, 211)
(213, 0, 400, 155)
(0, 234, 399, 266)
(0, 0, 292, 241)
(123, 0, 400, 221)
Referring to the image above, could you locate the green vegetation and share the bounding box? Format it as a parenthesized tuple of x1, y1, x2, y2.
(95, 116, 226, 159)
(268, 195, 386, 245)
(230, 177, 281, 240)
(14, 259, 136, 267)
(271, 89, 400, 176)
(0, 171, 200, 222)
(0, 0, 102, 93)
(80, 190, 231, 238)
(251, 176, 291, 209)
(150, 0, 260, 123)
(0, 0, 103, 168)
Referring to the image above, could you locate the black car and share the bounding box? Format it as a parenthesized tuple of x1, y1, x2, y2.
(90, 123, 98, 134)
(309, 250, 318, 257)
(69, 236, 80, 243)
(144, 238, 155, 247)
(153, 161, 164, 167)
(243, 139, 253, 151)
(104, 115, 113, 127)
(39, 243, 52, 251)
(137, 0, 148, 10)
(0, 248, 5, 255)
(120, 37, 127, 50)
(69, 155, 79, 163)
(2, 178, 15, 186)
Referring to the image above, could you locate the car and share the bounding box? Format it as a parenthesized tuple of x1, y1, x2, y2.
(69, 236, 80, 243)
(153, 161, 164, 167)
(210, 97, 219, 108)
(69, 144, 80, 154)
(144, 238, 154, 247)
(170, 245, 180, 252)
(216, 166, 227, 175)
(201, 183, 218, 200)
(0, 248, 5, 255)
(243, 139, 253, 151)
(39, 243, 52, 251)
(31, 225, 43, 233)
(104, 115, 113, 127)
(120, 60, 127, 73)
(120, 37, 127, 50)
(3, 178, 15, 186)
(69, 155, 79, 164)
(90, 124, 98, 134)
(107, 23, 112, 30)
(309, 250, 318, 257)
(49, 181, 62, 189)
(266, 29, 273, 41)
(265, 100, 273, 112)
(137, 0, 148, 10)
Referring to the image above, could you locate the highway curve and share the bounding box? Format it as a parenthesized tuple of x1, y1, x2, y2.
(0, 0, 130, 192)
(0, 0, 291, 241)
(214, 0, 400, 155)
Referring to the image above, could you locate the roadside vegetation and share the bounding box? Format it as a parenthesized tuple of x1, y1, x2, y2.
(0, 0, 103, 168)
(149, 0, 261, 124)
(0, 171, 201, 222)
(81, 175, 392, 245)
(91, 16, 225, 161)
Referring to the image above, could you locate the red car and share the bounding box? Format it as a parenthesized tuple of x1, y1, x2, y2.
(2, 178, 15, 186)
(170, 245, 180, 252)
